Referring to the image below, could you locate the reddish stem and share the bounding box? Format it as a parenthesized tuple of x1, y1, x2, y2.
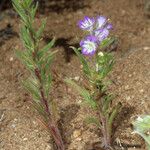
(34, 68, 65, 150)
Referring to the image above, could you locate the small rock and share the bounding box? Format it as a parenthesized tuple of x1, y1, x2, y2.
(15, 45, 19, 49)
(23, 138, 28, 141)
(139, 89, 144, 93)
(74, 76, 80, 81)
(0, 111, 5, 122)
(143, 46, 150, 50)
(11, 124, 16, 128)
(9, 57, 14, 61)
(126, 96, 131, 101)
(14, 118, 18, 122)
(80, 65, 83, 69)
(121, 10, 126, 16)
(76, 137, 82, 141)
(129, 74, 132, 77)
(72, 130, 82, 138)
(67, 88, 72, 93)
(77, 99, 82, 104)
(125, 85, 129, 90)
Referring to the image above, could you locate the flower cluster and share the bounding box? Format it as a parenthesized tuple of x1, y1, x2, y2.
(78, 16, 112, 55)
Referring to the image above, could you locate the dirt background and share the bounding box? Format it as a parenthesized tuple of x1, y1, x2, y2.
(0, 0, 150, 150)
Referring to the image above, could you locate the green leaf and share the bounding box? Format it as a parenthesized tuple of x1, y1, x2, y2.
(50, 100, 59, 121)
(40, 50, 57, 74)
(133, 115, 150, 133)
(31, 100, 47, 119)
(133, 115, 150, 150)
(12, 0, 28, 25)
(20, 26, 33, 51)
(44, 74, 52, 97)
(23, 0, 32, 8)
(65, 79, 97, 109)
(85, 116, 100, 127)
(108, 102, 122, 135)
(70, 47, 91, 77)
(102, 94, 113, 113)
(38, 38, 55, 58)
(22, 77, 41, 102)
(100, 37, 116, 49)
(36, 19, 47, 39)
(15, 49, 35, 71)
(31, 2, 38, 20)
(96, 52, 114, 79)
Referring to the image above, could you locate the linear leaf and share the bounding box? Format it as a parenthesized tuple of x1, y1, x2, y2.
(15, 49, 35, 70)
(70, 47, 91, 77)
(36, 19, 47, 39)
(65, 79, 97, 109)
(22, 78, 40, 102)
(38, 38, 55, 58)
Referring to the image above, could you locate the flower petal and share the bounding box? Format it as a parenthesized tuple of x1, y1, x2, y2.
(94, 28, 109, 43)
(78, 16, 95, 31)
(106, 23, 113, 30)
(80, 35, 97, 56)
(96, 16, 107, 29)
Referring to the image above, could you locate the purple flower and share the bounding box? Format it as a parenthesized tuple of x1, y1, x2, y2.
(95, 16, 107, 29)
(78, 16, 95, 31)
(94, 28, 110, 43)
(106, 24, 113, 30)
(80, 35, 97, 55)
(78, 15, 113, 55)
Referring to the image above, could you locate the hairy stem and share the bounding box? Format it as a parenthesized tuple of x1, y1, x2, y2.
(96, 90, 112, 149)
(29, 19, 64, 150)
(33, 49, 65, 150)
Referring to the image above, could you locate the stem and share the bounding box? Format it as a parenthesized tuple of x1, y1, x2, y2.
(99, 111, 112, 149)
(34, 59, 65, 150)
(96, 90, 112, 149)
(104, 117, 112, 149)
(30, 20, 65, 150)
(13, 1, 65, 149)
(108, 102, 122, 137)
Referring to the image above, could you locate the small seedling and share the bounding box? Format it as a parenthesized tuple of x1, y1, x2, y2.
(12, 0, 64, 149)
(66, 16, 122, 149)
(133, 115, 150, 150)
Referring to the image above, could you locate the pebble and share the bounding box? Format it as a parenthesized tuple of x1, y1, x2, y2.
(11, 123, 16, 128)
(45, 145, 51, 150)
(143, 47, 150, 50)
(80, 65, 83, 69)
(77, 99, 82, 104)
(76, 137, 82, 141)
(139, 89, 144, 93)
(129, 74, 132, 77)
(74, 76, 80, 81)
(124, 85, 129, 90)
(14, 118, 18, 122)
(15, 45, 19, 49)
(9, 57, 14, 61)
(126, 96, 131, 101)
(72, 130, 82, 138)
(121, 10, 126, 16)
(23, 138, 28, 141)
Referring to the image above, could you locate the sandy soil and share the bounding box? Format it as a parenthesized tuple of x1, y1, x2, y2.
(0, 0, 150, 149)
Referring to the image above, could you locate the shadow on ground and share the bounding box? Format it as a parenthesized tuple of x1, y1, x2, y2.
(38, 0, 89, 13)
(44, 36, 79, 62)
(50, 104, 80, 150)
(0, 24, 18, 46)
